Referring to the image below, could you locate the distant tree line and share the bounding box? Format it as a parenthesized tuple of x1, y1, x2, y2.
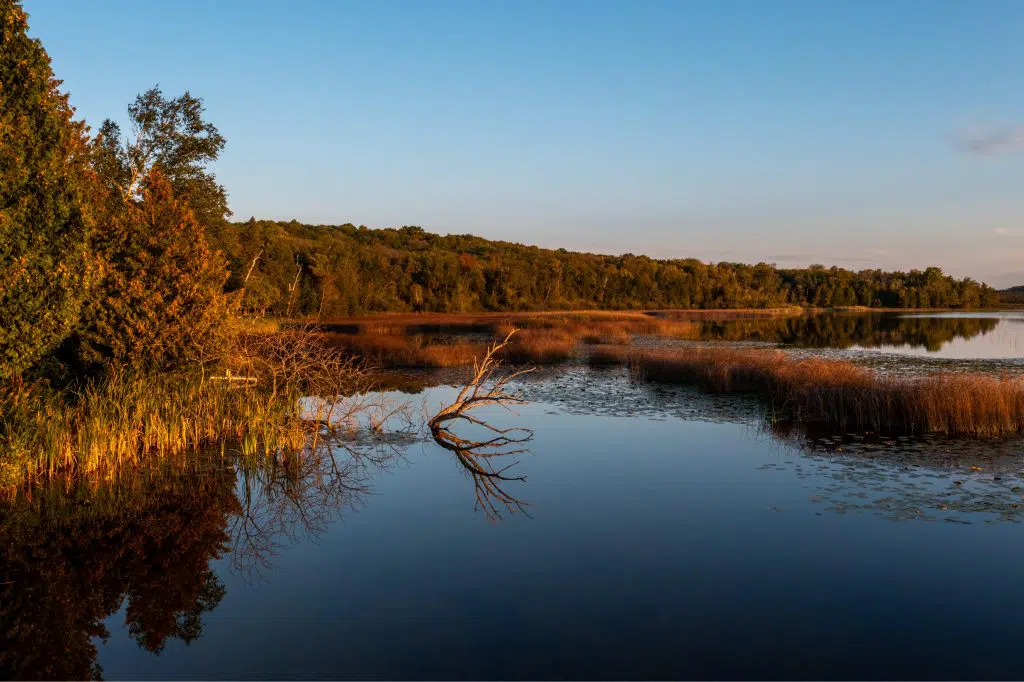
(219, 221, 1001, 317)
(999, 286, 1024, 305)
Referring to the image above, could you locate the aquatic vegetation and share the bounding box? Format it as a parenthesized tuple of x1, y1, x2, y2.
(316, 311, 704, 369)
(320, 332, 488, 368)
(629, 347, 1024, 437)
(496, 327, 577, 364)
(587, 345, 631, 366)
(0, 330, 392, 490)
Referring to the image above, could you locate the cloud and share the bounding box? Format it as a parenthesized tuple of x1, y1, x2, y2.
(762, 252, 816, 261)
(954, 124, 1024, 155)
(993, 227, 1024, 237)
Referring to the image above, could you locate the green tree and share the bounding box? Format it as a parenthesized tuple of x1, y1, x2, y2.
(0, 0, 93, 380)
(92, 86, 230, 241)
(73, 172, 229, 372)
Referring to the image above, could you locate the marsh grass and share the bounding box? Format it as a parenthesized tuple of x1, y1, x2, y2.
(0, 328, 396, 491)
(587, 345, 631, 366)
(320, 312, 703, 369)
(0, 371, 306, 490)
(320, 333, 488, 368)
(629, 347, 1024, 437)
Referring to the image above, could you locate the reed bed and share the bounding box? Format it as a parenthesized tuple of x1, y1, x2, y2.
(587, 345, 631, 367)
(651, 306, 806, 320)
(316, 312, 707, 370)
(495, 327, 577, 364)
(0, 329, 392, 491)
(628, 347, 1024, 437)
(496, 313, 698, 340)
(0, 370, 309, 490)
(320, 333, 487, 368)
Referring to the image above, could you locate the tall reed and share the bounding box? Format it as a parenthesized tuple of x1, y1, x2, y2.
(0, 370, 307, 489)
(629, 347, 1024, 437)
(0, 328, 385, 491)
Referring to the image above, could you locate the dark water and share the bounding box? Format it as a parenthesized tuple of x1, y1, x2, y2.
(7, 367, 1024, 680)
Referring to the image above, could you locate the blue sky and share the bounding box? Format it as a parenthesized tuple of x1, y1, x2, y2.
(24, 0, 1024, 285)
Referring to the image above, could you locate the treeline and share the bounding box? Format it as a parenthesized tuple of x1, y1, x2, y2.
(219, 221, 1001, 317)
(999, 286, 1024, 304)
(2, 1, 231, 381)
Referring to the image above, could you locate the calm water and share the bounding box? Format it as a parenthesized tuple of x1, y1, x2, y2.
(686, 310, 1024, 376)
(6, 312, 1024, 680)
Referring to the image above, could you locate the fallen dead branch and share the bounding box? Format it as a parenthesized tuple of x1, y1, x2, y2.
(428, 330, 535, 520)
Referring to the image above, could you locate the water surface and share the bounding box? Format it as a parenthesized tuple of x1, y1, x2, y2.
(6, 368, 1024, 679)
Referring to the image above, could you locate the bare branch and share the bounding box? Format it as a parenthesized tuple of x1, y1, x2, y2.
(428, 330, 535, 521)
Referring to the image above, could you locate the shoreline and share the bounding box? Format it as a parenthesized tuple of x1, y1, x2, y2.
(273, 305, 1013, 329)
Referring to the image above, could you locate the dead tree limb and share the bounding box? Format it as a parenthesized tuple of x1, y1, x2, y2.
(428, 330, 534, 439)
(428, 330, 535, 521)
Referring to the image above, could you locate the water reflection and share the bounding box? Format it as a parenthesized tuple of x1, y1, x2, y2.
(9, 370, 1024, 678)
(0, 435, 409, 680)
(528, 366, 1024, 525)
(431, 416, 532, 522)
(770, 425, 1024, 524)
(695, 312, 1002, 352)
(0, 468, 238, 680)
(230, 436, 409, 576)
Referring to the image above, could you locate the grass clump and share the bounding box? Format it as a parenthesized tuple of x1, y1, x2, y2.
(587, 345, 630, 367)
(494, 326, 577, 364)
(629, 347, 1024, 437)
(0, 371, 304, 489)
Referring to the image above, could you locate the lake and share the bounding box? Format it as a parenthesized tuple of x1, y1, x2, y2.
(5, 312, 1024, 680)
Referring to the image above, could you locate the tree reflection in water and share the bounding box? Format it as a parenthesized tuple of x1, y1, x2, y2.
(0, 467, 238, 679)
(229, 435, 409, 576)
(695, 312, 1001, 351)
(0, 434, 410, 680)
(433, 422, 533, 522)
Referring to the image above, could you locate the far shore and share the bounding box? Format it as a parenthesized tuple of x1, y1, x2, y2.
(265, 305, 1018, 329)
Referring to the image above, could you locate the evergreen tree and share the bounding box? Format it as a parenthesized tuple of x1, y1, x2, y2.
(74, 172, 229, 372)
(0, 0, 93, 380)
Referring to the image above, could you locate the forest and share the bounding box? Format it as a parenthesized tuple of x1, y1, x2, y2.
(220, 220, 1001, 318)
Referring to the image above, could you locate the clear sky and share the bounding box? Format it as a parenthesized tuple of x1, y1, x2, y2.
(23, 0, 1024, 286)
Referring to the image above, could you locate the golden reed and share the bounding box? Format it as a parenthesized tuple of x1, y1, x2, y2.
(626, 347, 1024, 437)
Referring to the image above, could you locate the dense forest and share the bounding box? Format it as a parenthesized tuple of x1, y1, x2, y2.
(218, 221, 1001, 317)
(999, 286, 1024, 304)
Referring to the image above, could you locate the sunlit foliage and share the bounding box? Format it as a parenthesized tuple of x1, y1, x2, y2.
(0, 0, 94, 379)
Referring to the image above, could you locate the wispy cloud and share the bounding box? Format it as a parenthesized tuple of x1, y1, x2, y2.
(763, 252, 816, 262)
(994, 227, 1022, 236)
(954, 124, 1024, 155)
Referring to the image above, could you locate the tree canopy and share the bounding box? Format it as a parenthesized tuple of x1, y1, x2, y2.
(225, 220, 1001, 317)
(0, 0, 94, 379)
